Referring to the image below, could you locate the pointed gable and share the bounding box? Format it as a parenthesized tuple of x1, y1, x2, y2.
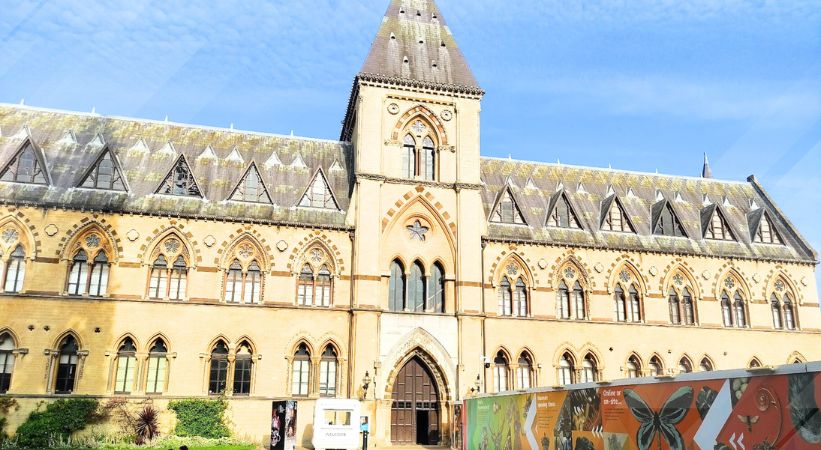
(702, 204, 735, 241)
(490, 186, 526, 225)
(0, 139, 50, 185)
(298, 168, 338, 209)
(750, 209, 783, 245)
(359, 0, 480, 89)
(79, 147, 127, 191)
(600, 195, 635, 233)
(652, 199, 686, 237)
(545, 190, 582, 229)
(229, 162, 272, 204)
(156, 155, 202, 198)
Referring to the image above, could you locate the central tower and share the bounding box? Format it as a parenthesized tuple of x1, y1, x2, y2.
(341, 0, 487, 446)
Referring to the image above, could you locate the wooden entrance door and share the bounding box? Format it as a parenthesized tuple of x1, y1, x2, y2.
(391, 356, 440, 445)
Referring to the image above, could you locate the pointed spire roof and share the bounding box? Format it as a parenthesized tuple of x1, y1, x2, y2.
(359, 0, 480, 91)
(702, 153, 713, 178)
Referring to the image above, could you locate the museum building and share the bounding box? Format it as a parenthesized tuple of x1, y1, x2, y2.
(0, 0, 819, 447)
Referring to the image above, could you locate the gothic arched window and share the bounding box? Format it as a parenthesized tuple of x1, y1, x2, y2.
(668, 289, 681, 325)
(145, 338, 168, 394)
(408, 261, 425, 312)
(679, 357, 693, 373)
(389, 260, 405, 311)
(225, 260, 244, 303)
(208, 340, 229, 395)
(699, 358, 714, 372)
(517, 353, 533, 389)
(581, 354, 598, 383)
(614, 285, 627, 322)
(55, 336, 79, 394)
(498, 276, 512, 316)
(319, 345, 338, 397)
(649, 356, 664, 377)
(514, 278, 528, 317)
(629, 285, 642, 322)
(4, 245, 25, 293)
(422, 136, 435, 181)
(298, 264, 315, 306)
(0, 333, 14, 393)
(89, 252, 109, 297)
(114, 338, 137, 394)
(558, 353, 575, 386)
(67, 250, 89, 296)
(427, 262, 445, 313)
(402, 134, 417, 179)
(557, 281, 570, 320)
(682, 288, 695, 325)
(292, 344, 311, 397)
(224, 258, 263, 304)
(573, 281, 586, 320)
(146, 235, 189, 301)
(783, 294, 796, 330)
(626, 355, 641, 378)
(233, 342, 253, 396)
(771, 293, 783, 329)
(733, 292, 747, 328)
(493, 351, 509, 392)
(721, 292, 733, 327)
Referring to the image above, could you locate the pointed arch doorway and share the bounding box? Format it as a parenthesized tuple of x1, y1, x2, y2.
(391, 356, 441, 445)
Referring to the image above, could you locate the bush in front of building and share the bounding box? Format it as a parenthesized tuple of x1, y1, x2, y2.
(167, 399, 229, 439)
(0, 397, 19, 443)
(14, 398, 101, 448)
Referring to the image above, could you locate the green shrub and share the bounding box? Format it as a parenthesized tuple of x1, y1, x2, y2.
(15, 398, 100, 448)
(168, 399, 229, 439)
(0, 397, 17, 442)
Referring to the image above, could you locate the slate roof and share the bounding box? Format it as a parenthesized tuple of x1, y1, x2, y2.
(359, 0, 480, 91)
(480, 157, 817, 263)
(0, 105, 352, 229)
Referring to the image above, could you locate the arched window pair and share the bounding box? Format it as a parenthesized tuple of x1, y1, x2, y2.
(2, 245, 26, 293)
(112, 337, 169, 395)
(770, 291, 797, 330)
(493, 350, 535, 391)
(558, 352, 599, 386)
(720, 290, 747, 328)
(557, 280, 586, 320)
(648, 356, 664, 376)
(298, 264, 332, 307)
(678, 357, 693, 373)
(402, 133, 436, 181)
(66, 231, 112, 297)
(0, 333, 15, 393)
(614, 283, 642, 323)
(667, 288, 695, 325)
(225, 260, 263, 304)
(498, 276, 528, 317)
(389, 260, 445, 313)
(291, 343, 339, 397)
(148, 236, 190, 301)
(208, 340, 255, 396)
(626, 355, 642, 378)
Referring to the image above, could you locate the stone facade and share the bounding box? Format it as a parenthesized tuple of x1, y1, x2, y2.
(0, 0, 819, 448)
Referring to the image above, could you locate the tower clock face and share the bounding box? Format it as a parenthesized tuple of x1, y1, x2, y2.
(440, 109, 452, 121)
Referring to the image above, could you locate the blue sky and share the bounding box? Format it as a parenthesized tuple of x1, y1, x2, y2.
(1, 1, 819, 296)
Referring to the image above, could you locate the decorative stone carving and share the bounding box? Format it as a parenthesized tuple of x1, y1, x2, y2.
(701, 270, 710, 280)
(440, 109, 453, 121)
(44, 224, 59, 237)
(126, 229, 140, 242)
(774, 280, 785, 292)
(673, 274, 684, 286)
(238, 243, 254, 259)
(387, 103, 400, 115)
(276, 240, 288, 252)
(204, 235, 216, 247)
(84, 234, 101, 248)
(537, 259, 547, 270)
(724, 277, 735, 290)
(564, 267, 576, 280)
(164, 238, 181, 254)
(406, 220, 429, 241)
(752, 273, 760, 283)
(619, 270, 631, 283)
(411, 120, 427, 135)
(594, 263, 604, 273)
(506, 262, 519, 276)
(1, 228, 19, 243)
(649, 266, 658, 276)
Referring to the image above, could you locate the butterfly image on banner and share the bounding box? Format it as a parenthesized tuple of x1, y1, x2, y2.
(623, 386, 694, 450)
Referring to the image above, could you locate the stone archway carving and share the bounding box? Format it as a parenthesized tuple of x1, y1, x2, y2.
(381, 327, 454, 402)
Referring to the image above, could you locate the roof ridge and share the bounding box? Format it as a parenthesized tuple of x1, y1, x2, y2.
(0, 103, 350, 146)
(480, 156, 750, 186)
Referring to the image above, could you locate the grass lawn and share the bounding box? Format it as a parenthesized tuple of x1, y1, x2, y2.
(18, 446, 257, 450)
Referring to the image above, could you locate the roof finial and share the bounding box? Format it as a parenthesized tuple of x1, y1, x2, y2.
(702, 153, 713, 179)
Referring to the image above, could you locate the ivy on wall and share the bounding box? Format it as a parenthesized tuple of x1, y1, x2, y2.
(168, 399, 230, 439)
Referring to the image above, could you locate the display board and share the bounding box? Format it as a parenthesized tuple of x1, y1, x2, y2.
(465, 370, 820, 450)
(271, 401, 297, 450)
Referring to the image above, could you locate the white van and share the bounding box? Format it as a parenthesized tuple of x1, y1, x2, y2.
(311, 398, 362, 450)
